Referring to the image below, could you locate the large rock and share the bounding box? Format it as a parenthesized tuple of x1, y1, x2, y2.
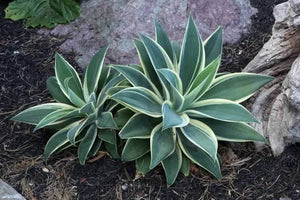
(0, 179, 25, 200)
(39, 0, 256, 67)
(243, 0, 300, 155)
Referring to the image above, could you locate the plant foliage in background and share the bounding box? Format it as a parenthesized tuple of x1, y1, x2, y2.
(108, 16, 273, 186)
(12, 47, 124, 164)
(5, 0, 81, 28)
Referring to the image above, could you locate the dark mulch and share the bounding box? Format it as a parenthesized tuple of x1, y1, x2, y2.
(1, 0, 299, 200)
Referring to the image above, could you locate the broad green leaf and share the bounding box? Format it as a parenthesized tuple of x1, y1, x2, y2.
(200, 73, 274, 103)
(46, 77, 72, 104)
(204, 27, 222, 67)
(97, 75, 124, 106)
(139, 33, 174, 70)
(155, 19, 174, 61)
(44, 127, 70, 161)
(119, 113, 159, 139)
(150, 124, 175, 169)
(55, 53, 84, 100)
(11, 103, 74, 125)
(104, 142, 120, 159)
(88, 137, 102, 158)
(65, 78, 86, 107)
(96, 111, 118, 129)
(162, 145, 182, 186)
(180, 119, 218, 159)
(188, 99, 259, 123)
(171, 41, 181, 64)
(136, 153, 151, 175)
(200, 118, 268, 143)
(122, 139, 150, 161)
(96, 66, 110, 95)
(133, 39, 162, 93)
(180, 154, 190, 176)
(157, 69, 184, 110)
(162, 101, 189, 130)
(34, 108, 75, 131)
(114, 108, 134, 128)
(78, 124, 97, 165)
(5, 0, 81, 28)
(79, 102, 95, 115)
(98, 129, 116, 144)
(113, 65, 159, 94)
(111, 87, 163, 118)
(177, 129, 221, 180)
(67, 114, 96, 144)
(179, 16, 203, 92)
(83, 46, 108, 100)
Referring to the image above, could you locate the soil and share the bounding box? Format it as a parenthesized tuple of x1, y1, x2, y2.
(1, 0, 299, 200)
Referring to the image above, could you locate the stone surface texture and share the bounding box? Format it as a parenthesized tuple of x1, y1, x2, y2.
(0, 179, 25, 200)
(39, 0, 256, 67)
(243, 0, 300, 155)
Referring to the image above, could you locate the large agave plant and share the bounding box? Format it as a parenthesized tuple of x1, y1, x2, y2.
(108, 17, 273, 186)
(12, 47, 124, 164)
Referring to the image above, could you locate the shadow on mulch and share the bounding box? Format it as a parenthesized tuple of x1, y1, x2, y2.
(1, 0, 298, 200)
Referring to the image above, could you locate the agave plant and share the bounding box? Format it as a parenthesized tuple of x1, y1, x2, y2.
(108, 17, 273, 186)
(12, 47, 124, 164)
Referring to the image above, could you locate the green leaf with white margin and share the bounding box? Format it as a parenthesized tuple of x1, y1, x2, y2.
(200, 73, 274, 103)
(162, 144, 182, 186)
(55, 53, 84, 100)
(150, 124, 176, 169)
(11, 103, 74, 125)
(136, 153, 151, 175)
(65, 78, 86, 107)
(139, 33, 174, 70)
(113, 65, 159, 95)
(187, 99, 259, 123)
(34, 108, 75, 131)
(88, 137, 102, 158)
(133, 39, 162, 93)
(177, 129, 221, 180)
(104, 142, 120, 159)
(46, 77, 72, 104)
(79, 102, 95, 115)
(171, 41, 181, 64)
(111, 87, 163, 118)
(96, 66, 111, 95)
(204, 27, 222, 67)
(122, 139, 150, 161)
(83, 46, 108, 101)
(97, 75, 124, 106)
(96, 111, 118, 129)
(200, 118, 268, 144)
(157, 69, 184, 110)
(78, 124, 97, 165)
(67, 114, 96, 144)
(44, 126, 71, 161)
(180, 119, 218, 159)
(179, 16, 203, 92)
(114, 108, 134, 128)
(98, 129, 116, 144)
(119, 113, 160, 139)
(155, 19, 174, 61)
(162, 101, 189, 130)
(180, 154, 190, 176)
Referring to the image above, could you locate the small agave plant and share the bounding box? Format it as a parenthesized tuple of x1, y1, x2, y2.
(108, 17, 273, 186)
(12, 47, 124, 164)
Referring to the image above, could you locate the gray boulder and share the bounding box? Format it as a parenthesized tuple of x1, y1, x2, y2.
(39, 0, 256, 67)
(0, 179, 25, 200)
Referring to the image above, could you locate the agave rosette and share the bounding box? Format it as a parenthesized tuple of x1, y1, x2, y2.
(12, 47, 124, 164)
(108, 17, 273, 185)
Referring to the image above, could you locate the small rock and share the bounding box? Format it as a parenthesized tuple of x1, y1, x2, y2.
(42, 167, 50, 173)
(121, 184, 128, 191)
(0, 179, 26, 200)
